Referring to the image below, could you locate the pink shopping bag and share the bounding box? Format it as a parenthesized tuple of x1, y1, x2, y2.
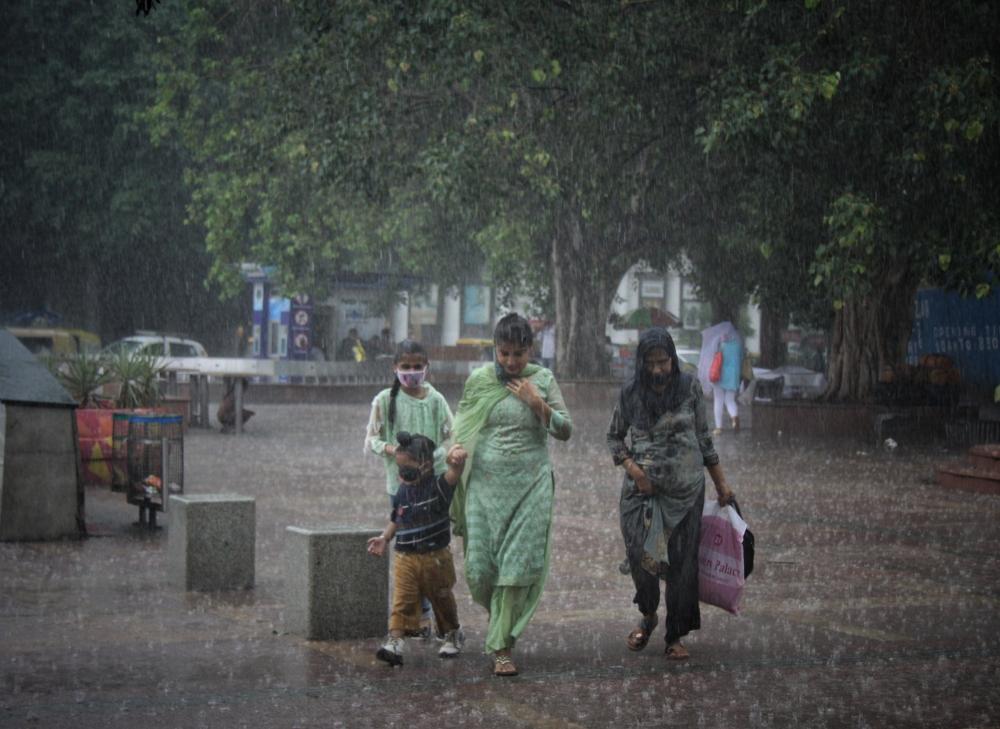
(698, 500, 748, 614)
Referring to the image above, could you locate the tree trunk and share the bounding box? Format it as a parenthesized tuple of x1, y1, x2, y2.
(551, 215, 625, 379)
(758, 304, 787, 368)
(706, 293, 741, 329)
(825, 276, 918, 401)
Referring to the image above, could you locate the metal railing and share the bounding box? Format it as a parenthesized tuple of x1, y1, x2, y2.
(157, 357, 485, 386)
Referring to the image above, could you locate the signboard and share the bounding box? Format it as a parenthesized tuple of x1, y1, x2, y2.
(268, 298, 290, 358)
(463, 285, 491, 325)
(640, 277, 665, 300)
(411, 286, 439, 326)
(289, 293, 313, 360)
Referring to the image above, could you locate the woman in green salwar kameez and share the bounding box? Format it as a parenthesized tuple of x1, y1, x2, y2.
(450, 313, 572, 676)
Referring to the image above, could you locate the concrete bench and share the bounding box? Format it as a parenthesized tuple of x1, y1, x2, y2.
(167, 494, 255, 591)
(284, 526, 387, 640)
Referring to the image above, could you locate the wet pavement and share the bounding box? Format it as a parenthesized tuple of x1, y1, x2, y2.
(2, 386, 999, 728)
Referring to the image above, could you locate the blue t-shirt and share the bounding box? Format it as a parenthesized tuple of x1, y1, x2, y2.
(720, 338, 743, 391)
(390, 474, 454, 553)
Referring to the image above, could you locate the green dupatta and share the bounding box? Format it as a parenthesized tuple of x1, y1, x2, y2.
(449, 361, 541, 539)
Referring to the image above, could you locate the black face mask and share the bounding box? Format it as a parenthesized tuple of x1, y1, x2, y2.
(398, 465, 423, 483)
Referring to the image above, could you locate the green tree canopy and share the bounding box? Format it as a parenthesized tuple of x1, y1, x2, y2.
(0, 1, 240, 348)
(147, 0, 999, 390)
(693, 0, 999, 397)
(151, 1, 732, 375)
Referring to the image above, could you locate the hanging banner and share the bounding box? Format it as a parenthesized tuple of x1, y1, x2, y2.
(908, 287, 1000, 388)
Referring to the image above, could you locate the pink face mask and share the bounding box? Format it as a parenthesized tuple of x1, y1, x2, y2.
(397, 367, 427, 389)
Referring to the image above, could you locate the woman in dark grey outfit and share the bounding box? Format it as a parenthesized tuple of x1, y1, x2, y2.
(607, 327, 735, 659)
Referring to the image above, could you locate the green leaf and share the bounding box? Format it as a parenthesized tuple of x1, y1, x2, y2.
(975, 283, 991, 299)
(964, 119, 984, 141)
(805, 0, 820, 8)
(938, 253, 951, 271)
(819, 72, 840, 100)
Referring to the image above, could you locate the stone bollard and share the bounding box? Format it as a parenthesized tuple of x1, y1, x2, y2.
(167, 494, 255, 591)
(285, 526, 387, 640)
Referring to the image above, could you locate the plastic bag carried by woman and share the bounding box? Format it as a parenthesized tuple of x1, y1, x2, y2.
(698, 499, 753, 614)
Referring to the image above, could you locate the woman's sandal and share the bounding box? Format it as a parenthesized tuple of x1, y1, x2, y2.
(493, 653, 519, 677)
(664, 642, 690, 661)
(625, 614, 658, 652)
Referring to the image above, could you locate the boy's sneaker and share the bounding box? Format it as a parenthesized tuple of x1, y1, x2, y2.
(376, 636, 405, 666)
(438, 628, 464, 658)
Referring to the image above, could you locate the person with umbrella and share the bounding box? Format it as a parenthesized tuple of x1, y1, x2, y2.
(699, 321, 744, 434)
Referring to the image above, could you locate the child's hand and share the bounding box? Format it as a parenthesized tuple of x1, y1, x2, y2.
(446, 444, 468, 468)
(367, 536, 387, 557)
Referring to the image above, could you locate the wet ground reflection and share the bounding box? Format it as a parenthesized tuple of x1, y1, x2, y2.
(1, 390, 997, 728)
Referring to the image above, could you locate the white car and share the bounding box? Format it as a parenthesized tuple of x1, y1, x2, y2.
(676, 347, 701, 372)
(103, 333, 208, 359)
(752, 365, 827, 400)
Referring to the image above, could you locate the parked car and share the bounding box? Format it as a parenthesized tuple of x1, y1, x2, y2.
(103, 332, 208, 359)
(752, 365, 828, 400)
(5, 326, 101, 357)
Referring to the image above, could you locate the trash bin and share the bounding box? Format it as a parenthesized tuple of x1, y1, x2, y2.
(126, 414, 184, 528)
(111, 411, 131, 493)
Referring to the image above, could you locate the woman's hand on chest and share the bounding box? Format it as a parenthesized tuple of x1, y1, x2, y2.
(505, 377, 542, 408)
(506, 377, 552, 427)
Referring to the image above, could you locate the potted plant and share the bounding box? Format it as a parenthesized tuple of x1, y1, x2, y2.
(51, 350, 167, 487)
(49, 353, 112, 408)
(107, 349, 165, 410)
(48, 353, 116, 485)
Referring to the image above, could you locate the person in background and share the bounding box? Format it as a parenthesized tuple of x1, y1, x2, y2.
(450, 312, 573, 677)
(607, 327, 734, 661)
(377, 327, 393, 356)
(540, 321, 556, 370)
(234, 324, 248, 357)
(338, 328, 366, 362)
(713, 326, 743, 435)
(367, 432, 468, 665)
(217, 378, 254, 434)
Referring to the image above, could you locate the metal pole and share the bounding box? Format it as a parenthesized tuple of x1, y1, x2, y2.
(161, 436, 169, 511)
(234, 378, 244, 435)
(200, 375, 210, 428)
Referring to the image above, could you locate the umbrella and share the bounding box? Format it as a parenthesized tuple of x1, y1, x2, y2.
(614, 307, 680, 330)
(699, 321, 738, 388)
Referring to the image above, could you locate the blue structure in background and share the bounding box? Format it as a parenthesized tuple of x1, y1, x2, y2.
(242, 264, 312, 362)
(908, 287, 1000, 389)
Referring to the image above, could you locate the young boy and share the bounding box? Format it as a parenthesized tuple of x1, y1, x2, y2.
(366, 431, 467, 666)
